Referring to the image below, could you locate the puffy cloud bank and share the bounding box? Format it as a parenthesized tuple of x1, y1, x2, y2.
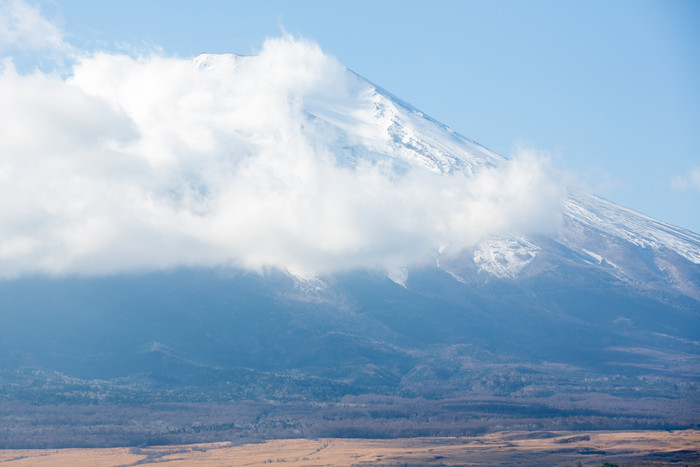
(0, 8, 562, 278)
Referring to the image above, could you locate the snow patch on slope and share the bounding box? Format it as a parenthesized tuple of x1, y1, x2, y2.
(581, 248, 622, 270)
(387, 266, 408, 287)
(369, 82, 504, 175)
(473, 236, 541, 279)
(564, 190, 700, 265)
(303, 69, 505, 176)
(580, 248, 635, 283)
(286, 267, 328, 298)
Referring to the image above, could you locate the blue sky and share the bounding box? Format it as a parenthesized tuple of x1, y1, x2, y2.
(33, 0, 700, 233)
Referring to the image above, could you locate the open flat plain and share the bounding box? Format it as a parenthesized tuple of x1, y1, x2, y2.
(0, 430, 698, 466)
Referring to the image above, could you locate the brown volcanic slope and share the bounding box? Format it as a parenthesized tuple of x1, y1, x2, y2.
(0, 430, 698, 466)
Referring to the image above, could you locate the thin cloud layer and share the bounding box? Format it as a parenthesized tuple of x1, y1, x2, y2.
(0, 25, 563, 277)
(671, 167, 700, 192)
(0, 0, 65, 52)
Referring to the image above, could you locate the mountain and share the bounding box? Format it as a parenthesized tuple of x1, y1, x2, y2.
(1, 54, 698, 447)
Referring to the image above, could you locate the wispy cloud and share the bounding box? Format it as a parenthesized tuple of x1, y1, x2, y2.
(0, 5, 563, 278)
(0, 0, 68, 53)
(671, 167, 700, 192)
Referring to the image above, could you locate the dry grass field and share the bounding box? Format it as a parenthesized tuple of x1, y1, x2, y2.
(0, 430, 698, 466)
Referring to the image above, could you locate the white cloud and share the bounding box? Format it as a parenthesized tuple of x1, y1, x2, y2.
(0, 29, 563, 278)
(0, 0, 68, 53)
(671, 167, 700, 192)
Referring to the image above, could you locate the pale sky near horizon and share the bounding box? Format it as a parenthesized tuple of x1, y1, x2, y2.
(10, 0, 700, 234)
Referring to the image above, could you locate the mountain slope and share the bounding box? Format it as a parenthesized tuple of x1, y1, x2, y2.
(292, 59, 700, 299)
